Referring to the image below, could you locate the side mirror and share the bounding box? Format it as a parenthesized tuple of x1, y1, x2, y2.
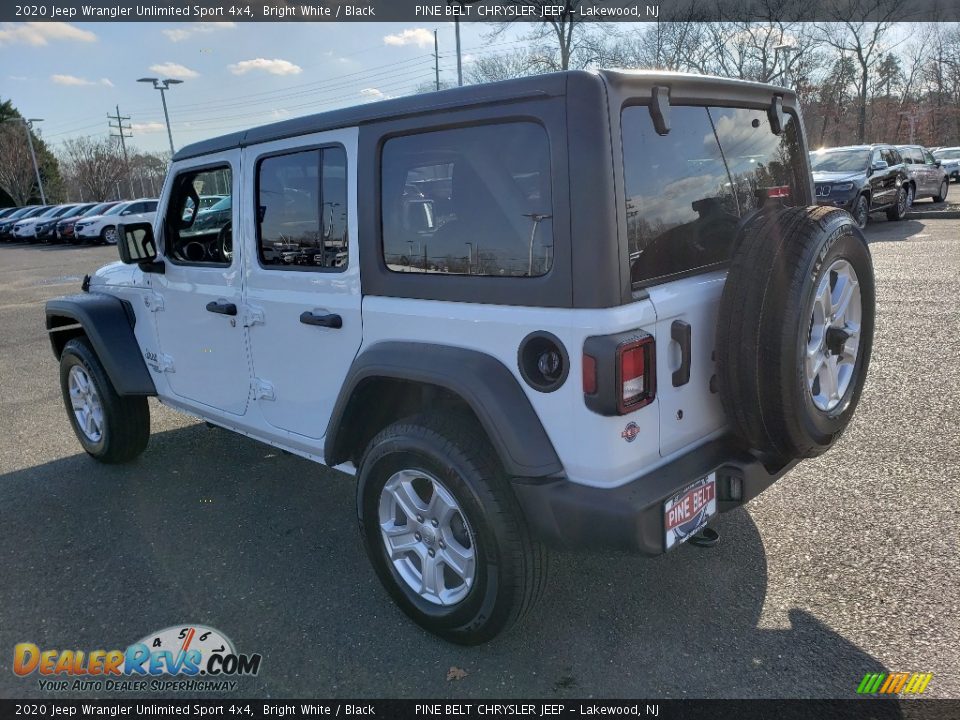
(117, 222, 163, 273)
(120, 210, 132, 216)
(871, 160, 889, 172)
(934, 160, 942, 167)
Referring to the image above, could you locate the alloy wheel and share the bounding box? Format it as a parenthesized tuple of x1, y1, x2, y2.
(805, 259, 862, 412)
(378, 469, 476, 606)
(68, 365, 104, 442)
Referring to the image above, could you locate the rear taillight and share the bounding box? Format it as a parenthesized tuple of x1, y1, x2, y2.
(617, 337, 656, 413)
(582, 331, 656, 416)
(765, 185, 791, 199)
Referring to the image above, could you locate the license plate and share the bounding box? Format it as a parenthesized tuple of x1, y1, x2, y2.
(664, 473, 717, 550)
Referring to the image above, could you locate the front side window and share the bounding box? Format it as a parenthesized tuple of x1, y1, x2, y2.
(622, 104, 804, 285)
(165, 165, 233, 266)
(256, 146, 348, 270)
(381, 122, 554, 277)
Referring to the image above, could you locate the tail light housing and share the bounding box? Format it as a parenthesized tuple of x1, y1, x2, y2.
(582, 331, 656, 416)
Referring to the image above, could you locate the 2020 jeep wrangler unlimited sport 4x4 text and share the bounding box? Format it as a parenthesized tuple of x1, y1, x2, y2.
(46, 70, 874, 645)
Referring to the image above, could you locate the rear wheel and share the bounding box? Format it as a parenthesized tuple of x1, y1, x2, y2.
(905, 184, 915, 209)
(59, 337, 150, 463)
(716, 206, 875, 460)
(358, 414, 547, 644)
(933, 179, 949, 203)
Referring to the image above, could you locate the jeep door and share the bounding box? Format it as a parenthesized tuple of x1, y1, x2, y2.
(241, 129, 362, 441)
(151, 153, 250, 416)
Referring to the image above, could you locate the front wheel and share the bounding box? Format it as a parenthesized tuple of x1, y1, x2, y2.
(851, 194, 869, 229)
(886, 187, 908, 221)
(933, 180, 949, 203)
(59, 337, 150, 463)
(357, 415, 547, 645)
(101, 226, 118, 245)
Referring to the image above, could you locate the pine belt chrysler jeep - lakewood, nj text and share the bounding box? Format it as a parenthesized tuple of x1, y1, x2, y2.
(46, 70, 875, 644)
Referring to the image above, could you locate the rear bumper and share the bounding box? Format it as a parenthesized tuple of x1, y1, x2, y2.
(511, 437, 797, 555)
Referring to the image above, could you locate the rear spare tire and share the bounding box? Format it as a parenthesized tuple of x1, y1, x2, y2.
(716, 206, 875, 460)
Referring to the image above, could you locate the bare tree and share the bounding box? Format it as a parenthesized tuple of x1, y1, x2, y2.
(817, 0, 907, 143)
(60, 136, 127, 202)
(467, 50, 542, 84)
(488, 0, 596, 71)
(0, 124, 38, 206)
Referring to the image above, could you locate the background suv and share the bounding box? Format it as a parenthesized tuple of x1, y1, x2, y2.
(932, 147, 960, 181)
(896, 145, 949, 205)
(810, 144, 910, 228)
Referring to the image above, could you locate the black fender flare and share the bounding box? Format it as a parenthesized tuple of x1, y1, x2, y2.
(45, 293, 157, 396)
(324, 342, 563, 478)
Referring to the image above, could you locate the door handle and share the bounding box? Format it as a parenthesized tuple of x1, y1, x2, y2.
(300, 311, 342, 329)
(206, 300, 237, 316)
(671, 320, 691, 387)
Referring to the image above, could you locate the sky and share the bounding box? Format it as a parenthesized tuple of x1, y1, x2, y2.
(0, 21, 529, 154)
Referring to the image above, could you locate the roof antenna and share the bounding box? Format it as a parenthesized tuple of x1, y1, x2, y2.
(649, 86, 671, 136)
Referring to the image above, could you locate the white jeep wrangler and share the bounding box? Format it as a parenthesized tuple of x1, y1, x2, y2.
(46, 70, 874, 645)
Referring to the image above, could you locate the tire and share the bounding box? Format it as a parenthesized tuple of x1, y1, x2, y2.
(905, 184, 915, 209)
(357, 414, 547, 645)
(101, 226, 118, 245)
(59, 337, 150, 463)
(933, 180, 949, 203)
(851, 194, 869, 229)
(886, 186, 908, 220)
(716, 206, 875, 460)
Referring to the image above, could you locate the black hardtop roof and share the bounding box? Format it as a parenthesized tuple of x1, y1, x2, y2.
(173, 69, 793, 162)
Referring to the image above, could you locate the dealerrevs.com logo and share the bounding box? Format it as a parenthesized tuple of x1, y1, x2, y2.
(13, 625, 261, 693)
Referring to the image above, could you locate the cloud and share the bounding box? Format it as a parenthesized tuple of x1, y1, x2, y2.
(149, 62, 200, 79)
(0, 22, 96, 47)
(131, 122, 166, 134)
(228, 58, 302, 76)
(8, 75, 29, 81)
(162, 22, 235, 42)
(383, 28, 434, 48)
(50, 74, 114, 87)
(359, 88, 389, 102)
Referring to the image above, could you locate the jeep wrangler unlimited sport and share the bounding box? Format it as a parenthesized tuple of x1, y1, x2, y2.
(46, 70, 874, 644)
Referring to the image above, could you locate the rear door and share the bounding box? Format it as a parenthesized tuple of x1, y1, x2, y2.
(621, 104, 807, 457)
(242, 129, 362, 441)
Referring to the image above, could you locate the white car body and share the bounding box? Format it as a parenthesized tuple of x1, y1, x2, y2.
(932, 147, 960, 179)
(12, 206, 67, 239)
(75, 199, 158, 243)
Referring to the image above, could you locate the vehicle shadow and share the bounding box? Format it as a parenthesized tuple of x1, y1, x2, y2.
(862, 218, 926, 244)
(0, 424, 899, 705)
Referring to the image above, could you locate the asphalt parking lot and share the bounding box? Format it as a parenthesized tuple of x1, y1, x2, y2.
(0, 216, 957, 701)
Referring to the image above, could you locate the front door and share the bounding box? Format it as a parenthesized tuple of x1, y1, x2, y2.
(242, 130, 362, 440)
(152, 153, 251, 416)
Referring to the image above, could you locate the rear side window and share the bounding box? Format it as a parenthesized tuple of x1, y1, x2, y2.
(622, 105, 805, 285)
(381, 122, 554, 277)
(256, 146, 348, 270)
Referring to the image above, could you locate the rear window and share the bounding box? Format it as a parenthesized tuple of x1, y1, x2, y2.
(381, 122, 554, 277)
(622, 104, 805, 285)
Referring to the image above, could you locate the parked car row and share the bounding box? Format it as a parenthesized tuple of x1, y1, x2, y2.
(810, 143, 950, 228)
(0, 199, 158, 245)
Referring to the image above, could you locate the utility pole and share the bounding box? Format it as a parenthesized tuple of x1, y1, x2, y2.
(433, 29, 440, 91)
(899, 109, 925, 144)
(108, 105, 133, 198)
(3, 118, 47, 204)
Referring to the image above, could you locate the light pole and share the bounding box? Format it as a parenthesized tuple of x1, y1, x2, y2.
(774, 43, 795, 89)
(4, 117, 46, 204)
(137, 77, 183, 155)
